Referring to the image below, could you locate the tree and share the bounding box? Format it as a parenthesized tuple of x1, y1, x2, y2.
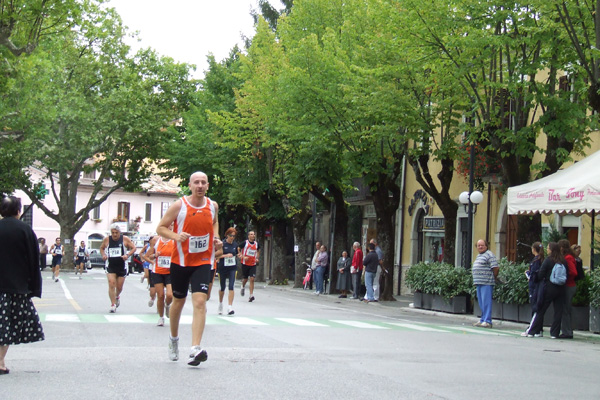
(407, 0, 594, 262)
(0, 0, 80, 57)
(0, 5, 195, 267)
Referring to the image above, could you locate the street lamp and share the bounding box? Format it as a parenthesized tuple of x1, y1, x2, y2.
(459, 189, 483, 268)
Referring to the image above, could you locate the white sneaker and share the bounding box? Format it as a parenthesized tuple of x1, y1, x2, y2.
(218, 303, 223, 315)
(168, 337, 179, 361)
(228, 306, 234, 315)
(148, 297, 154, 307)
(187, 346, 208, 366)
(109, 305, 116, 313)
(116, 296, 120, 308)
(157, 317, 165, 326)
(165, 303, 171, 318)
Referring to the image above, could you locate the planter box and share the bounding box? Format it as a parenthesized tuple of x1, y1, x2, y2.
(502, 303, 520, 322)
(413, 292, 423, 309)
(473, 300, 503, 319)
(590, 307, 600, 333)
(572, 306, 590, 331)
(519, 304, 533, 324)
(412, 293, 466, 314)
(432, 294, 467, 314)
(422, 293, 433, 310)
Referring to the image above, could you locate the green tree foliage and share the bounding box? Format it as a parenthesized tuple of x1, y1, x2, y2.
(0, 3, 195, 267)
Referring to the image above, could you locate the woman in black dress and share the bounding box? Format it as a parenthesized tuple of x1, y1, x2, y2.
(0, 196, 45, 375)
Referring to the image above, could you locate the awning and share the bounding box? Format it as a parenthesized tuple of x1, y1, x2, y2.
(507, 149, 600, 215)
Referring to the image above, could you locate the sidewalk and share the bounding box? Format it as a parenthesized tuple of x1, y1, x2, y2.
(270, 283, 600, 340)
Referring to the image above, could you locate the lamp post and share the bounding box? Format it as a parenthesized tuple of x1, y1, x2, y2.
(459, 190, 483, 268)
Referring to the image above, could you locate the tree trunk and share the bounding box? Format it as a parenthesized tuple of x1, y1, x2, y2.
(328, 185, 348, 294)
(269, 219, 288, 284)
(371, 173, 401, 301)
(516, 214, 542, 263)
(293, 221, 310, 288)
(59, 221, 77, 271)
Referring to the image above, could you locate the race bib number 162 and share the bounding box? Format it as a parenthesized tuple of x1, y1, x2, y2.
(189, 234, 209, 253)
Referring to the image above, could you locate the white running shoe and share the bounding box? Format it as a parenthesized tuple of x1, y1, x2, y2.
(116, 296, 120, 308)
(168, 337, 179, 361)
(109, 304, 116, 313)
(228, 306, 234, 315)
(157, 317, 165, 326)
(148, 297, 154, 307)
(187, 346, 208, 366)
(218, 303, 223, 315)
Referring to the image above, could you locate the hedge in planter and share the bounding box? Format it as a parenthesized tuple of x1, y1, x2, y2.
(492, 258, 530, 305)
(406, 261, 472, 299)
(590, 268, 600, 333)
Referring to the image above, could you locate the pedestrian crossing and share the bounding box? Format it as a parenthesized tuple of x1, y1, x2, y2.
(37, 312, 524, 336)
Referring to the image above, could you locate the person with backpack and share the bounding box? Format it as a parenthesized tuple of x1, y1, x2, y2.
(523, 242, 566, 339)
(558, 239, 578, 339)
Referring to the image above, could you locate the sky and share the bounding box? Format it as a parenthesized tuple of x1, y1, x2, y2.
(108, 0, 284, 78)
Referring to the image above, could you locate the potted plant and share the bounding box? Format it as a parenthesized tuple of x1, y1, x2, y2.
(571, 275, 590, 331)
(590, 268, 600, 333)
(406, 262, 471, 313)
(492, 259, 530, 322)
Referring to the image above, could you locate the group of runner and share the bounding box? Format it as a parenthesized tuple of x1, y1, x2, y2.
(46, 171, 260, 367)
(96, 171, 260, 366)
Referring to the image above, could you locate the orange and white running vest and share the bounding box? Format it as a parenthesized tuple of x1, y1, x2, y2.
(154, 237, 174, 275)
(242, 240, 258, 266)
(171, 196, 215, 267)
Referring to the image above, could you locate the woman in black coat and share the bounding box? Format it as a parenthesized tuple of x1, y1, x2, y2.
(524, 242, 566, 339)
(335, 251, 352, 298)
(0, 196, 45, 375)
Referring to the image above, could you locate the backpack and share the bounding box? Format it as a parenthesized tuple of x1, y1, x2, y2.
(549, 263, 567, 285)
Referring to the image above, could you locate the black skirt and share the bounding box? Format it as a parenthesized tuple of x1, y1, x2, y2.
(0, 293, 45, 346)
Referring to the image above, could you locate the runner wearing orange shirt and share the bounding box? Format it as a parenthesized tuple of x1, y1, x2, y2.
(144, 233, 174, 327)
(239, 231, 260, 303)
(156, 171, 222, 366)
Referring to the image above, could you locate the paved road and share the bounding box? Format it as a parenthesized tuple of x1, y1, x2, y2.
(3, 269, 600, 399)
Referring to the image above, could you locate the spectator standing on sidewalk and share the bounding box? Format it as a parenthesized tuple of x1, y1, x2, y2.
(525, 242, 544, 333)
(335, 250, 352, 298)
(558, 239, 577, 339)
(350, 242, 363, 299)
(472, 239, 498, 328)
(362, 243, 379, 303)
(0, 196, 45, 375)
(524, 242, 566, 338)
(38, 238, 48, 270)
(309, 241, 321, 291)
(366, 238, 384, 302)
(313, 245, 329, 295)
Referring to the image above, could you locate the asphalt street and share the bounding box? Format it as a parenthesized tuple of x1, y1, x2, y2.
(2, 268, 600, 400)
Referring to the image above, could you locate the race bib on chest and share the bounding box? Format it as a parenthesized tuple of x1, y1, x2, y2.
(78, 251, 85, 257)
(189, 234, 210, 253)
(246, 249, 257, 257)
(108, 247, 122, 258)
(157, 256, 171, 268)
(224, 257, 236, 266)
(55, 248, 62, 255)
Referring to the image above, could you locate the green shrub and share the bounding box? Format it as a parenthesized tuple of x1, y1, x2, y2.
(492, 258, 530, 305)
(572, 274, 590, 307)
(406, 262, 472, 299)
(590, 268, 600, 309)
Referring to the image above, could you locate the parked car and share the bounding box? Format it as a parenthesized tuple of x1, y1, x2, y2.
(88, 249, 106, 269)
(88, 248, 144, 273)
